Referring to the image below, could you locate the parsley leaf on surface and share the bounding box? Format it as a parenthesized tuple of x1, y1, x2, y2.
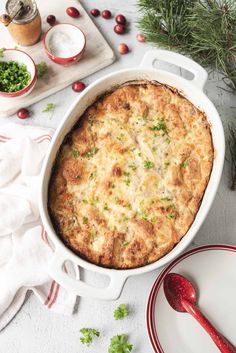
(80, 328, 100, 346)
(36, 61, 48, 79)
(108, 334, 133, 353)
(114, 304, 129, 320)
(42, 103, 55, 113)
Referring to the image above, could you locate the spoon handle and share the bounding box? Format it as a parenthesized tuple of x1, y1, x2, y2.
(182, 299, 236, 353)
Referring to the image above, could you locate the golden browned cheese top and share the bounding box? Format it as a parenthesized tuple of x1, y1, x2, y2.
(48, 82, 213, 269)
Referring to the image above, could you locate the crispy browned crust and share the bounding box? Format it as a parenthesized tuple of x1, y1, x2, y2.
(48, 82, 214, 269)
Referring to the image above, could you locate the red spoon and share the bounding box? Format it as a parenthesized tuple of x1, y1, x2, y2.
(163, 273, 236, 353)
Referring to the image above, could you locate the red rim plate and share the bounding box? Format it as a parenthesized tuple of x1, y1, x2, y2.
(146, 244, 236, 353)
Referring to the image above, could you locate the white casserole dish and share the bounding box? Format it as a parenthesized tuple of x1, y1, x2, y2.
(39, 50, 225, 300)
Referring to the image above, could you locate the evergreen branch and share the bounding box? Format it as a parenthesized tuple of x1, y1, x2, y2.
(138, 0, 236, 92)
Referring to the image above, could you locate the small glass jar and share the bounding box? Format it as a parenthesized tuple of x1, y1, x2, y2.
(4, 0, 41, 46)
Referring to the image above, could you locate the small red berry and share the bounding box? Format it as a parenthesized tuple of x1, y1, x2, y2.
(72, 81, 86, 92)
(66, 7, 80, 18)
(136, 33, 145, 42)
(47, 15, 56, 26)
(17, 108, 30, 119)
(114, 24, 126, 35)
(118, 43, 129, 55)
(102, 10, 111, 19)
(116, 14, 126, 25)
(90, 8, 100, 17)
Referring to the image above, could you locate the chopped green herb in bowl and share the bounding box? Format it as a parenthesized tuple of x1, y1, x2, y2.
(0, 49, 36, 98)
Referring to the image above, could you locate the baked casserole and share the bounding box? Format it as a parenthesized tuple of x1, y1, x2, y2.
(48, 82, 213, 269)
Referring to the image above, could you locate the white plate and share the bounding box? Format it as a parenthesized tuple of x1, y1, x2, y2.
(147, 245, 236, 353)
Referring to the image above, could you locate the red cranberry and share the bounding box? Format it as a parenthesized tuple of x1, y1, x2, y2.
(66, 7, 80, 18)
(72, 81, 86, 92)
(102, 10, 111, 19)
(114, 24, 126, 35)
(136, 33, 145, 42)
(17, 108, 30, 119)
(90, 8, 100, 17)
(47, 15, 56, 26)
(118, 43, 129, 55)
(116, 14, 126, 25)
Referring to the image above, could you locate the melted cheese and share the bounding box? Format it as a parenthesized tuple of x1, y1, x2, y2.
(48, 82, 214, 269)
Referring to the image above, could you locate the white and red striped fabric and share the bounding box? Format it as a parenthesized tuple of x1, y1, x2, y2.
(0, 123, 79, 331)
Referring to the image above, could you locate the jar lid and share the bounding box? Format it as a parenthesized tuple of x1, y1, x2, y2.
(5, 0, 37, 24)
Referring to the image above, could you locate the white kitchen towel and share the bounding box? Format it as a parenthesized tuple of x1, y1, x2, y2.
(0, 123, 79, 331)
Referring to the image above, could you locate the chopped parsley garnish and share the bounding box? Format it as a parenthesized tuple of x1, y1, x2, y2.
(108, 334, 133, 353)
(72, 149, 80, 158)
(80, 328, 100, 346)
(0, 60, 31, 92)
(0, 48, 5, 58)
(85, 147, 99, 159)
(125, 179, 131, 186)
(36, 61, 48, 79)
(168, 213, 176, 219)
(128, 164, 137, 171)
(83, 216, 88, 224)
(117, 133, 124, 141)
(161, 197, 171, 201)
(114, 304, 129, 320)
(150, 119, 167, 133)
(89, 172, 96, 180)
(123, 171, 130, 177)
(138, 152, 142, 157)
(181, 160, 189, 168)
(111, 183, 116, 189)
(123, 216, 129, 222)
(104, 203, 109, 210)
(164, 161, 170, 169)
(75, 175, 81, 179)
(144, 160, 155, 169)
(122, 241, 130, 247)
(82, 199, 88, 204)
(42, 103, 55, 113)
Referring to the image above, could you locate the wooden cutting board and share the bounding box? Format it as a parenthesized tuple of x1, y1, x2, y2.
(0, 0, 115, 117)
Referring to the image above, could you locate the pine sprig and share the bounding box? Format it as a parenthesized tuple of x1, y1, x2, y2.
(138, 0, 236, 91)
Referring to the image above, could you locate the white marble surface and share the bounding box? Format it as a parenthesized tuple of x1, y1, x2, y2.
(1, 1, 236, 352)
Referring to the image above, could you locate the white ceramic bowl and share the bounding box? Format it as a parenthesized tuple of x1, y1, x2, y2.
(39, 50, 225, 300)
(43, 23, 86, 65)
(0, 49, 37, 98)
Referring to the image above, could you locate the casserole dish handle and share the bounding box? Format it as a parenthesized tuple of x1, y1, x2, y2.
(49, 249, 128, 301)
(140, 49, 208, 90)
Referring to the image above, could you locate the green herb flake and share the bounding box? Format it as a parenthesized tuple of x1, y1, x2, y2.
(167, 213, 176, 219)
(75, 175, 81, 180)
(72, 149, 80, 158)
(114, 304, 129, 320)
(122, 241, 130, 247)
(144, 160, 155, 169)
(80, 328, 100, 346)
(85, 147, 99, 159)
(42, 103, 55, 113)
(181, 160, 189, 168)
(108, 334, 133, 353)
(123, 216, 129, 222)
(164, 161, 170, 169)
(128, 164, 137, 171)
(0, 48, 5, 58)
(123, 171, 130, 177)
(104, 203, 109, 211)
(161, 196, 172, 201)
(36, 61, 48, 79)
(150, 119, 167, 133)
(89, 172, 97, 180)
(83, 216, 88, 224)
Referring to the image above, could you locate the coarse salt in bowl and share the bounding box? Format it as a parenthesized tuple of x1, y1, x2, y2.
(43, 23, 86, 65)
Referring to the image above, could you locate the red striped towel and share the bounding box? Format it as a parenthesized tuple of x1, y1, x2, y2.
(0, 123, 78, 331)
